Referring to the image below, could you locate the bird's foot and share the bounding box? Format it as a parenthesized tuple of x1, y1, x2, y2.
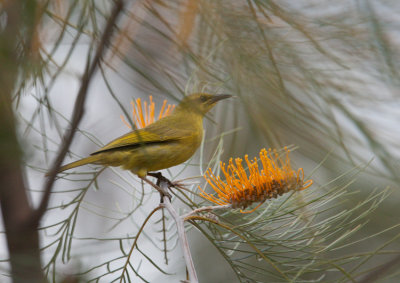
(147, 172, 174, 187)
(147, 172, 173, 202)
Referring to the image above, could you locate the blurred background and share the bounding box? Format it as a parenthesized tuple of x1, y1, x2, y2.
(1, 0, 400, 282)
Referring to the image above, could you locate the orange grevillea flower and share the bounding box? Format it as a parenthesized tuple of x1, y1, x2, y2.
(199, 147, 313, 213)
(121, 96, 175, 129)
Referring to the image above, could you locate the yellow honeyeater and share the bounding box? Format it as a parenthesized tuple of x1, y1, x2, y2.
(54, 93, 231, 177)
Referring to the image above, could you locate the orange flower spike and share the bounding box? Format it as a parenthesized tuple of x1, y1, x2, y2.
(199, 181, 219, 204)
(134, 98, 145, 128)
(299, 168, 313, 190)
(252, 157, 264, 197)
(149, 96, 155, 125)
(143, 100, 149, 126)
(244, 155, 253, 182)
(240, 202, 264, 214)
(200, 186, 223, 204)
(216, 176, 230, 201)
(207, 169, 229, 200)
(130, 100, 138, 126)
(222, 162, 242, 201)
(124, 96, 176, 129)
(223, 160, 243, 203)
(120, 114, 132, 129)
(165, 104, 173, 117)
(208, 196, 228, 205)
(201, 170, 230, 205)
(226, 158, 235, 177)
(260, 149, 273, 182)
(273, 149, 285, 186)
(303, 180, 313, 190)
(200, 147, 313, 213)
(247, 156, 262, 196)
(231, 181, 242, 202)
(241, 157, 253, 189)
(199, 186, 226, 205)
(243, 156, 256, 197)
(234, 158, 248, 190)
(166, 105, 176, 116)
(158, 100, 167, 120)
(157, 99, 176, 120)
(224, 160, 239, 192)
(285, 150, 295, 180)
(144, 98, 149, 125)
(220, 162, 231, 185)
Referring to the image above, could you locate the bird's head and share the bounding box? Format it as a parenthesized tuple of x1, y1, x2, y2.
(176, 93, 232, 115)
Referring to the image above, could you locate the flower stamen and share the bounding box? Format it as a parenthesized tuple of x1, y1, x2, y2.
(199, 147, 313, 213)
(121, 96, 176, 129)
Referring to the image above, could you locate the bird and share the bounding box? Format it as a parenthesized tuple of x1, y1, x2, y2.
(53, 93, 231, 178)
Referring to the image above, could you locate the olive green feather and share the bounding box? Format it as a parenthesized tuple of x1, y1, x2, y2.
(49, 93, 231, 178)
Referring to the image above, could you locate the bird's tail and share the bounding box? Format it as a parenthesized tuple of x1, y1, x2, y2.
(46, 155, 101, 176)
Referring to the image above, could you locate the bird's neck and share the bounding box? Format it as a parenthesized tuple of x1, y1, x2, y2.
(173, 107, 204, 130)
(174, 104, 204, 117)
(174, 102, 204, 116)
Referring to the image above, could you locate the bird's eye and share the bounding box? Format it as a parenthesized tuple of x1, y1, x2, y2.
(200, 95, 207, 102)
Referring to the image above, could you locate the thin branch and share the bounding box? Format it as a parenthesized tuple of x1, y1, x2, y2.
(33, 0, 124, 224)
(160, 178, 198, 283)
(119, 205, 162, 283)
(161, 208, 169, 264)
(140, 176, 170, 197)
(181, 204, 231, 219)
(126, 174, 198, 282)
(185, 215, 290, 281)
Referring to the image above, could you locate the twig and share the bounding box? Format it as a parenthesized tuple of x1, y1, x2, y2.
(33, 0, 124, 224)
(119, 205, 162, 283)
(158, 179, 199, 283)
(161, 208, 169, 264)
(186, 215, 289, 281)
(181, 204, 231, 219)
(140, 176, 170, 197)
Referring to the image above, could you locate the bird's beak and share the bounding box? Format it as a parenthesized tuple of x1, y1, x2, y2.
(210, 94, 232, 103)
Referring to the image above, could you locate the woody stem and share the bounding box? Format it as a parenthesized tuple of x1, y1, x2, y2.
(158, 178, 198, 283)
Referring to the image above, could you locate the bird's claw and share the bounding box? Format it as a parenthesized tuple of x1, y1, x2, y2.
(147, 172, 173, 202)
(147, 172, 171, 185)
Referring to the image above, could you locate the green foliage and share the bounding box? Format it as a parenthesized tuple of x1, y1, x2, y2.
(5, 0, 400, 282)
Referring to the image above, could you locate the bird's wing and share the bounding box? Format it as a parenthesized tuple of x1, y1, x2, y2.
(91, 118, 194, 155)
